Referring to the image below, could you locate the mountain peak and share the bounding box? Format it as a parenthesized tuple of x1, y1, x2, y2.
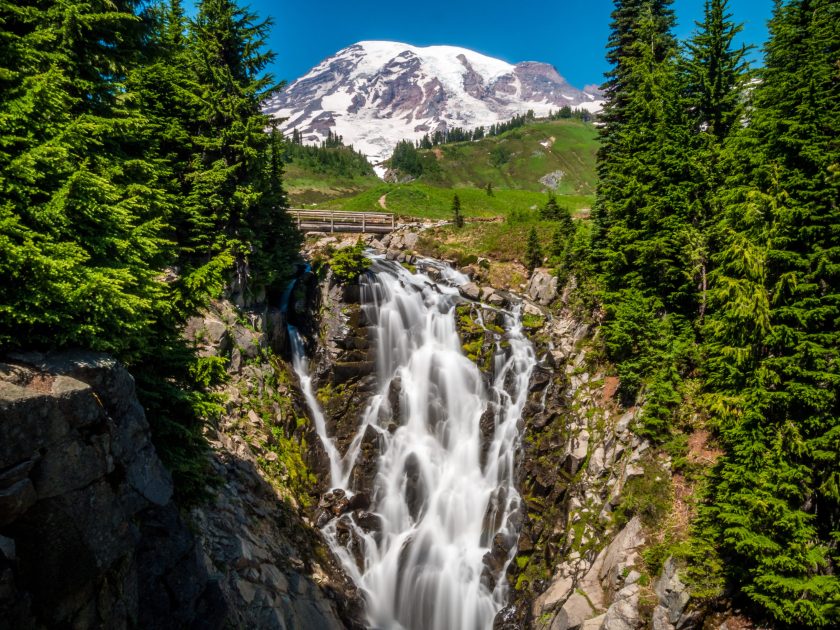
(264, 41, 602, 166)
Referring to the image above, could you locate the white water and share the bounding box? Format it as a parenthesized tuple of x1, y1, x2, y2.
(291, 257, 536, 630)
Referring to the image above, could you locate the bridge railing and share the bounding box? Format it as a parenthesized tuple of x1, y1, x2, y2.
(290, 210, 396, 233)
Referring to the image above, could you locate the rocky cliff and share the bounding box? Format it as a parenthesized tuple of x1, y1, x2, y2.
(0, 292, 364, 629)
(0, 351, 221, 629)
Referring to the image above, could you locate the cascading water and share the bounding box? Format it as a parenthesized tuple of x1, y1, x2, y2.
(290, 255, 536, 630)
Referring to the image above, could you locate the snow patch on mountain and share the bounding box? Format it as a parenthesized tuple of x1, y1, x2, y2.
(264, 41, 603, 166)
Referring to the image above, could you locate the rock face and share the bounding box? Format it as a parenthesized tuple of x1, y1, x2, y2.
(1, 338, 363, 629)
(0, 352, 222, 629)
(185, 295, 366, 629)
(652, 558, 694, 630)
(487, 300, 669, 630)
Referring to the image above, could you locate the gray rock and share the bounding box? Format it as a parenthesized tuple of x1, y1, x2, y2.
(488, 293, 507, 307)
(599, 516, 645, 595)
(523, 301, 543, 317)
(233, 325, 263, 360)
(551, 592, 597, 630)
(588, 445, 606, 476)
(582, 613, 607, 629)
(527, 268, 559, 305)
(539, 170, 566, 190)
(652, 605, 676, 630)
(459, 282, 481, 300)
(599, 583, 641, 630)
(402, 232, 419, 250)
(565, 429, 589, 475)
(654, 557, 691, 626)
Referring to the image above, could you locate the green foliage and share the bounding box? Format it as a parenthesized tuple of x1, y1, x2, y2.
(318, 181, 592, 221)
(390, 139, 424, 178)
(329, 241, 371, 284)
(452, 193, 464, 228)
(594, 0, 839, 624)
(694, 1, 840, 624)
(415, 119, 599, 194)
(614, 456, 673, 530)
(525, 227, 543, 271)
(0, 0, 303, 502)
(284, 131, 375, 179)
(490, 143, 511, 168)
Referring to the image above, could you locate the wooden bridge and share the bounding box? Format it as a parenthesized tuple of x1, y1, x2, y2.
(291, 210, 396, 234)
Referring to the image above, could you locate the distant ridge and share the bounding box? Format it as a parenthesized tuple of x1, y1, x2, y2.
(264, 41, 603, 166)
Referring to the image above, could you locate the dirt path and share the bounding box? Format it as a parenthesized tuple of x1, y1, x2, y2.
(378, 193, 388, 210)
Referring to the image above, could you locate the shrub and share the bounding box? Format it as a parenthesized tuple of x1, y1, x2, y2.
(329, 241, 371, 284)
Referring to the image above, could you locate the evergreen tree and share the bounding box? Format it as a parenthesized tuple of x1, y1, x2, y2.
(593, 0, 675, 247)
(526, 227, 543, 272)
(184, 0, 299, 291)
(683, 0, 749, 141)
(452, 194, 464, 228)
(541, 194, 561, 220)
(593, 0, 698, 425)
(0, 0, 170, 355)
(390, 140, 423, 177)
(699, 0, 840, 624)
(597, 1, 692, 315)
(681, 0, 751, 317)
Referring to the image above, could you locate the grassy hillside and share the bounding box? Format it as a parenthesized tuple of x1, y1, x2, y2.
(416, 119, 598, 195)
(314, 182, 592, 221)
(288, 117, 599, 219)
(283, 140, 380, 205)
(284, 162, 380, 206)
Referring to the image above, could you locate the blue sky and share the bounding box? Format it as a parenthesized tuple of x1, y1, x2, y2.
(224, 0, 774, 87)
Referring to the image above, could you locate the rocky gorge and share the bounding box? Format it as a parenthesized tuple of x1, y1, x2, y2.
(2, 224, 737, 630)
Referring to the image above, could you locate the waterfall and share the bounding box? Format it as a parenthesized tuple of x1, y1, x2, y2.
(291, 256, 536, 630)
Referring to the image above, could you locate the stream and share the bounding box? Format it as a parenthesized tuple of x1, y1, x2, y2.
(291, 256, 536, 630)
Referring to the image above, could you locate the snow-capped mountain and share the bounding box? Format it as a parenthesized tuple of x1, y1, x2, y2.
(264, 41, 603, 166)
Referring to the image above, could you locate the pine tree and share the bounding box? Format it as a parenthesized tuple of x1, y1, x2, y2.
(683, 0, 749, 142)
(526, 227, 543, 272)
(593, 0, 698, 425)
(593, 0, 676, 248)
(184, 0, 299, 291)
(541, 194, 561, 220)
(681, 0, 751, 317)
(597, 2, 693, 315)
(699, 1, 840, 624)
(0, 0, 170, 355)
(452, 194, 464, 228)
(390, 140, 423, 177)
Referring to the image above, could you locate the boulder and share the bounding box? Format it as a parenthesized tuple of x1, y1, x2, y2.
(488, 293, 507, 308)
(527, 268, 559, 306)
(564, 429, 590, 475)
(523, 301, 543, 317)
(551, 592, 597, 630)
(599, 583, 641, 630)
(402, 232, 419, 250)
(654, 557, 691, 628)
(233, 325, 262, 360)
(599, 516, 645, 594)
(459, 282, 481, 301)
